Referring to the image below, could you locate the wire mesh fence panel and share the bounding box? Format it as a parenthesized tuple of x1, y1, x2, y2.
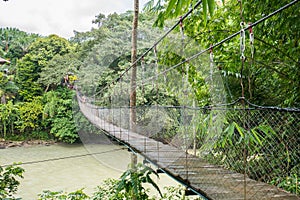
(200, 102, 300, 198)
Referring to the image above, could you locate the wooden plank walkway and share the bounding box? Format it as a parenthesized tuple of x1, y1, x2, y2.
(78, 98, 300, 200)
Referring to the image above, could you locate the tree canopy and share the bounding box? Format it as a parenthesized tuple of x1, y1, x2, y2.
(146, 0, 300, 107)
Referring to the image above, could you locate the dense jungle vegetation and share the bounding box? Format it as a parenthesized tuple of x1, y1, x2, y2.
(0, 0, 299, 198)
(0, 0, 299, 142)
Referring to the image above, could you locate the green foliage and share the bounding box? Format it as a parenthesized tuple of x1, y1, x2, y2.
(0, 24, 79, 143)
(28, 35, 72, 59)
(15, 53, 43, 101)
(0, 27, 39, 63)
(145, 0, 300, 107)
(0, 101, 18, 138)
(0, 88, 77, 142)
(16, 35, 74, 101)
(93, 178, 192, 200)
(0, 71, 18, 102)
(218, 122, 276, 148)
(0, 87, 77, 142)
(77, 12, 165, 99)
(271, 173, 300, 195)
(114, 163, 162, 200)
(0, 72, 9, 91)
(0, 164, 24, 199)
(1, 4, 299, 198)
(0, 28, 39, 103)
(50, 117, 77, 143)
(0, 160, 201, 200)
(15, 97, 43, 134)
(160, 186, 186, 200)
(144, 0, 220, 27)
(156, 45, 210, 105)
(92, 179, 124, 200)
(192, 0, 299, 106)
(38, 189, 89, 200)
(43, 88, 78, 143)
(38, 52, 81, 92)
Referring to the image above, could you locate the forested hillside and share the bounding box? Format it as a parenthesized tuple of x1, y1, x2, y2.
(0, 12, 166, 143)
(0, 0, 299, 143)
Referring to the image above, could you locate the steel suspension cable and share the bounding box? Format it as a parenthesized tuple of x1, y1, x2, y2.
(1, 148, 126, 167)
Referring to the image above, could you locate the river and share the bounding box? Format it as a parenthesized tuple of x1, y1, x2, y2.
(1, 138, 179, 199)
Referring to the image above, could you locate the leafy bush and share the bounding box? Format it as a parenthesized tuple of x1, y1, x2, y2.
(50, 117, 77, 143)
(0, 101, 19, 138)
(15, 97, 43, 134)
(38, 189, 89, 200)
(114, 163, 162, 200)
(271, 173, 300, 195)
(43, 88, 78, 143)
(0, 164, 24, 199)
(92, 179, 125, 200)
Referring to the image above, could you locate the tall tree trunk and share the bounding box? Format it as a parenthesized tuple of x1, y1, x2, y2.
(130, 0, 139, 132)
(130, 5, 139, 200)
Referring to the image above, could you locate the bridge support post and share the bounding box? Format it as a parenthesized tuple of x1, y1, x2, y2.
(131, 152, 137, 169)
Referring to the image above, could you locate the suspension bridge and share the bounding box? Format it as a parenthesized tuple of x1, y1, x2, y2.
(77, 95, 299, 200)
(76, 1, 300, 199)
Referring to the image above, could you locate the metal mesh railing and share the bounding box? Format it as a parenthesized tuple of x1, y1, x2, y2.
(202, 102, 300, 195)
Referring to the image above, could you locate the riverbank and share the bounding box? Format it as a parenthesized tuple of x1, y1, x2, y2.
(0, 139, 57, 149)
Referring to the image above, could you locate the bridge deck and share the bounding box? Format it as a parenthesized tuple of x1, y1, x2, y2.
(78, 99, 299, 200)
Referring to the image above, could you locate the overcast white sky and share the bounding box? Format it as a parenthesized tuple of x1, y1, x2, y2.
(0, 0, 148, 39)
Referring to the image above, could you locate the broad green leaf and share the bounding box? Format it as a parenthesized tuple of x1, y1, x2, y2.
(251, 129, 263, 145)
(220, 122, 235, 147)
(174, 0, 184, 17)
(234, 122, 245, 138)
(145, 174, 162, 197)
(208, 0, 215, 16)
(228, 122, 235, 136)
(154, 12, 165, 27)
(143, 0, 155, 12)
(165, 0, 177, 16)
(202, 0, 208, 24)
(257, 124, 276, 137)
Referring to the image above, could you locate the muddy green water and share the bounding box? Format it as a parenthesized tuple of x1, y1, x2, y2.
(1, 143, 178, 199)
